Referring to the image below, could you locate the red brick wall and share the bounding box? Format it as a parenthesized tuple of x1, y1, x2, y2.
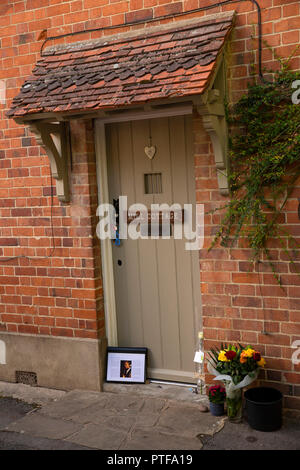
(0, 1, 299, 405)
(193, 115, 300, 410)
(0, 115, 104, 339)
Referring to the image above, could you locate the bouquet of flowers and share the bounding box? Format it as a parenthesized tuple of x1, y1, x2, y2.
(208, 343, 266, 422)
(208, 384, 226, 404)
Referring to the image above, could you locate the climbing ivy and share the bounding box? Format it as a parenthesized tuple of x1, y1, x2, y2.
(210, 60, 300, 283)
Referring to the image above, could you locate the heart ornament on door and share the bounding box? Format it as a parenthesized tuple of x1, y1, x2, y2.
(144, 145, 156, 160)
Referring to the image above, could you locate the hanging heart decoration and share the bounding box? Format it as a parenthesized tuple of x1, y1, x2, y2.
(144, 145, 156, 160)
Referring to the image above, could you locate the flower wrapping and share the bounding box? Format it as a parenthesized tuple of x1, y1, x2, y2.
(207, 362, 259, 399)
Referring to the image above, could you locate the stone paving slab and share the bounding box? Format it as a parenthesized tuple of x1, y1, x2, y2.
(66, 401, 119, 424)
(104, 394, 146, 414)
(36, 390, 223, 449)
(157, 405, 225, 437)
(72, 410, 137, 431)
(67, 398, 165, 428)
(103, 382, 206, 404)
(66, 423, 128, 450)
(1, 387, 224, 450)
(38, 390, 107, 419)
(5, 413, 82, 440)
(120, 426, 203, 450)
(140, 398, 166, 414)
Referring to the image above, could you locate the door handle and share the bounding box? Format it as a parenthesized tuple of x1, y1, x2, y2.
(112, 198, 121, 246)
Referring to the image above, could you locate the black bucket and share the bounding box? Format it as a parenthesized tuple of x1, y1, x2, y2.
(244, 387, 283, 432)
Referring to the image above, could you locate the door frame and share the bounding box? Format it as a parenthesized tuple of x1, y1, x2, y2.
(94, 105, 193, 346)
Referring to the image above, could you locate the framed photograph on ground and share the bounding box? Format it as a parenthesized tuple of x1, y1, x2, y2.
(106, 347, 147, 384)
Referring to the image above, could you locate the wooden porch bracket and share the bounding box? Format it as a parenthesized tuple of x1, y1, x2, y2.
(28, 121, 70, 202)
(196, 88, 229, 196)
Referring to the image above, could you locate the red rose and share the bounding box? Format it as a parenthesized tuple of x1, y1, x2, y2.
(225, 350, 236, 360)
(253, 352, 261, 361)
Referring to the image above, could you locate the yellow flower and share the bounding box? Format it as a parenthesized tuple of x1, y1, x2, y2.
(257, 357, 266, 367)
(218, 350, 229, 362)
(240, 351, 247, 363)
(240, 348, 254, 363)
(243, 348, 255, 358)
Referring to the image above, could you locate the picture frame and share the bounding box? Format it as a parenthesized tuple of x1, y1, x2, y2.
(106, 347, 147, 384)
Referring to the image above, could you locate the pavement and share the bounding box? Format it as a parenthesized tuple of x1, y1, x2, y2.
(0, 381, 299, 451)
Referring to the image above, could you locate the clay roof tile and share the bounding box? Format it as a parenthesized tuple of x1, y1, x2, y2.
(7, 11, 235, 119)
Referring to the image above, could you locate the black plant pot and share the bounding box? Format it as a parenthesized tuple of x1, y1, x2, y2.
(244, 387, 282, 432)
(209, 401, 225, 416)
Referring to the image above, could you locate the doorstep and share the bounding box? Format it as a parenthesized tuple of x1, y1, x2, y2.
(103, 380, 208, 406)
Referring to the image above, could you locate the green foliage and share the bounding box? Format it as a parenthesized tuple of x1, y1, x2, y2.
(210, 62, 300, 282)
(208, 344, 263, 386)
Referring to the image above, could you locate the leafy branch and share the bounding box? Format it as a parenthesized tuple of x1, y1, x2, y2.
(210, 61, 300, 283)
